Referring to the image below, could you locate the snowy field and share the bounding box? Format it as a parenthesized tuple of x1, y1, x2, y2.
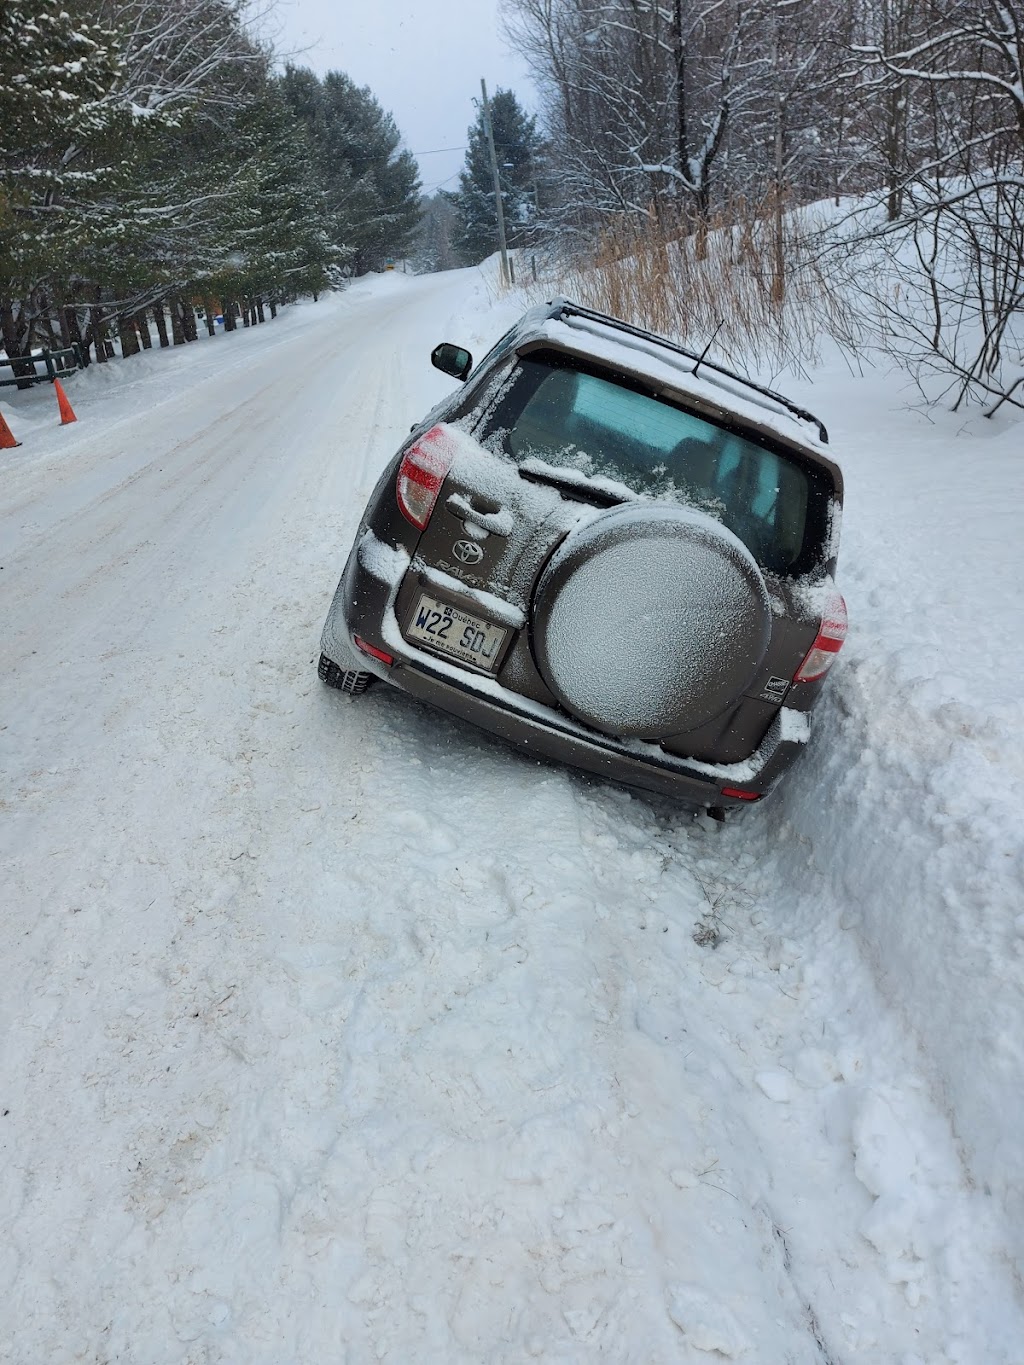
(2, 267, 1023, 1363)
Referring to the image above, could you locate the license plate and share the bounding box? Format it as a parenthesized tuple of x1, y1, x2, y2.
(405, 593, 507, 670)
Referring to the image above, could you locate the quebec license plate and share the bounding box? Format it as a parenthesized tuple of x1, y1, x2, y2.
(405, 593, 507, 670)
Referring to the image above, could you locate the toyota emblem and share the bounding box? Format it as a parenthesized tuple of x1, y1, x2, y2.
(452, 539, 484, 565)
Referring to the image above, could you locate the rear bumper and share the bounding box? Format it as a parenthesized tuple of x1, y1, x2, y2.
(392, 656, 805, 807)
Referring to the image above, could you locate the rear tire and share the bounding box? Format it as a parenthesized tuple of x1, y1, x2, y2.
(318, 652, 374, 696)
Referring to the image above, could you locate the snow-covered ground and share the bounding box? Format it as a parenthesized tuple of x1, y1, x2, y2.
(2, 267, 1022, 1363)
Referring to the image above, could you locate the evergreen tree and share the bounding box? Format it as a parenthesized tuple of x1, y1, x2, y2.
(0, 0, 123, 358)
(413, 193, 459, 273)
(281, 66, 422, 273)
(227, 82, 338, 301)
(450, 89, 541, 265)
(1, 12, 423, 372)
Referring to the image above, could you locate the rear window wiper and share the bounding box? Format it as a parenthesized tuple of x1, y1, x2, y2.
(517, 459, 633, 509)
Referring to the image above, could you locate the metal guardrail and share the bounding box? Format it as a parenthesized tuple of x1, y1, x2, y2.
(0, 344, 85, 388)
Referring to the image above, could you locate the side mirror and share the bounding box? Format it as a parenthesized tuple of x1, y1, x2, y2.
(431, 342, 473, 382)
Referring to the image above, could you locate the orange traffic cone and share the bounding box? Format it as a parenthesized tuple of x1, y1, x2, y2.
(0, 409, 21, 449)
(54, 378, 77, 424)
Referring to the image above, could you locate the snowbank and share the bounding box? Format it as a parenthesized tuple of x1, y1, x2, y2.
(747, 365, 1024, 1271)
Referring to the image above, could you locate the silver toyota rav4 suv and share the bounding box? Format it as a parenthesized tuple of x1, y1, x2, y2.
(319, 299, 846, 815)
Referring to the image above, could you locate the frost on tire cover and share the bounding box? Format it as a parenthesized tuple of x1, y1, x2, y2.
(531, 505, 772, 740)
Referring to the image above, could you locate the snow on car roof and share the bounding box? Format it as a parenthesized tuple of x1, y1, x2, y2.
(522, 314, 831, 455)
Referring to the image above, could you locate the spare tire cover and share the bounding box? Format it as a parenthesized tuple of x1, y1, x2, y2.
(531, 504, 771, 740)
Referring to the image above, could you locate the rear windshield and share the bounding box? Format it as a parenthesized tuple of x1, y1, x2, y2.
(478, 354, 834, 576)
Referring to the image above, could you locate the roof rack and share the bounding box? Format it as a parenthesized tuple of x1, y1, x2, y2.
(546, 299, 829, 445)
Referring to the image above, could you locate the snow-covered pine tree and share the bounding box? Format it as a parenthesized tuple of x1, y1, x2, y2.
(0, 0, 123, 372)
(281, 67, 422, 274)
(220, 81, 338, 310)
(449, 88, 542, 266)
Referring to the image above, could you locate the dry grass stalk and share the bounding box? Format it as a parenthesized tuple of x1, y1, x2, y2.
(533, 199, 863, 379)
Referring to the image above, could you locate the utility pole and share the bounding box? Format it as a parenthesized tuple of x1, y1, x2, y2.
(480, 78, 510, 288)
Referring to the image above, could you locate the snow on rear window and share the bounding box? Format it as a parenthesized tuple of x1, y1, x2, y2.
(477, 356, 831, 577)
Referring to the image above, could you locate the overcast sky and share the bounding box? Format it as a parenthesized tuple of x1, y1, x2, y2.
(269, 0, 537, 195)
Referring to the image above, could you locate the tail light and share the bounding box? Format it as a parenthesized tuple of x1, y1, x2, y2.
(793, 590, 847, 683)
(720, 787, 762, 801)
(396, 425, 455, 529)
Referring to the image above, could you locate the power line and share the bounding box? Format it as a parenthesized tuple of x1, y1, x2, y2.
(422, 169, 463, 192)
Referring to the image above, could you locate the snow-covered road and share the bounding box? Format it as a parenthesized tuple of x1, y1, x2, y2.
(2, 270, 1021, 1362)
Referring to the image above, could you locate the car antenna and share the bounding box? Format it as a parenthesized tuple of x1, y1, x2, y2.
(692, 320, 725, 378)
